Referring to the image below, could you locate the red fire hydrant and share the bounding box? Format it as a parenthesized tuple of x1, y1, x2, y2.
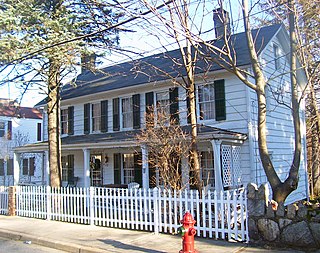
(177, 212, 198, 253)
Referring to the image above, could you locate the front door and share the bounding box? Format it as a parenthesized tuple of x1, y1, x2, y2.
(90, 154, 102, 186)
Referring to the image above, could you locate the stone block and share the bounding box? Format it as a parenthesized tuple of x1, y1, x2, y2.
(287, 203, 297, 219)
(266, 204, 275, 219)
(310, 223, 320, 248)
(311, 213, 320, 222)
(257, 184, 269, 202)
(276, 202, 285, 217)
(279, 218, 292, 230)
(281, 221, 316, 248)
(257, 218, 280, 242)
(297, 203, 308, 219)
(248, 218, 259, 241)
(247, 183, 257, 199)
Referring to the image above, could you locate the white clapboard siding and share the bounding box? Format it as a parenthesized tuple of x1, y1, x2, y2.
(11, 186, 248, 242)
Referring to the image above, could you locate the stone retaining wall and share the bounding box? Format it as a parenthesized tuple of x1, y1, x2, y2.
(247, 183, 320, 249)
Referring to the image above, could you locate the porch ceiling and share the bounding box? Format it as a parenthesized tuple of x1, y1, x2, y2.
(14, 125, 247, 153)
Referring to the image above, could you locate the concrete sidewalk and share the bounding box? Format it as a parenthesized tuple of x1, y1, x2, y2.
(0, 216, 303, 253)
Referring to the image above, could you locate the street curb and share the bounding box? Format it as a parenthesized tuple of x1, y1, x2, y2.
(0, 229, 110, 253)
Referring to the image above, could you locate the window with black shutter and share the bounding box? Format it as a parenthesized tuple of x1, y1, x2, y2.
(134, 153, 142, 186)
(68, 106, 74, 135)
(37, 123, 42, 141)
(113, 98, 120, 131)
(29, 157, 35, 176)
(101, 100, 108, 132)
(169, 87, 179, 124)
(145, 92, 154, 127)
(22, 159, 28, 175)
(84, 103, 90, 134)
(133, 94, 140, 129)
(214, 80, 226, 121)
(7, 121, 12, 140)
(7, 159, 13, 175)
(0, 159, 4, 176)
(67, 155, 74, 184)
(113, 153, 121, 184)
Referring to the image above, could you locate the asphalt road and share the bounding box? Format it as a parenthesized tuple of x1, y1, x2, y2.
(0, 237, 67, 253)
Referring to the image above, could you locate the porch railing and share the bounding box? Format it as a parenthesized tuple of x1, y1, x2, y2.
(13, 186, 248, 242)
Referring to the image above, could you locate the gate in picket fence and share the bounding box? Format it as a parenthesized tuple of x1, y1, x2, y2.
(13, 186, 248, 242)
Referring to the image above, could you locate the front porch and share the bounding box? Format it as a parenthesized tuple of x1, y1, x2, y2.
(14, 125, 247, 192)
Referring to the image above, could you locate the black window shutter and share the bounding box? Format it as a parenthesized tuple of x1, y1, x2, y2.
(29, 157, 35, 176)
(113, 98, 120, 131)
(7, 121, 12, 140)
(68, 106, 74, 135)
(145, 92, 154, 127)
(7, 159, 13, 175)
(169, 87, 179, 124)
(134, 153, 142, 186)
(22, 159, 28, 175)
(186, 90, 191, 124)
(84, 103, 90, 134)
(101, 100, 108, 133)
(114, 153, 121, 184)
(0, 159, 4, 176)
(133, 94, 140, 129)
(37, 123, 42, 141)
(67, 155, 74, 184)
(214, 80, 226, 121)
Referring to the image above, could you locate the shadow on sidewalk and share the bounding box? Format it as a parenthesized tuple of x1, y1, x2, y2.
(98, 239, 167, 253)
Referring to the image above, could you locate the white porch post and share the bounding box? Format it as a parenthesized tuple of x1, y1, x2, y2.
(44, 151, 50, 186)
(83, 148, 90, 188)
(211, 140, 223, 192)
(141, 145, 149, 189)
(13, 152, 20, 186)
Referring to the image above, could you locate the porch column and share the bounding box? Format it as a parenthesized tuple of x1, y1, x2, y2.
(13, 152, 20, 186)
(211, 140, 223, 192)
(141, 145, 149, 189)
(83, 148, 90, 188)
(45, 151, 50, 186)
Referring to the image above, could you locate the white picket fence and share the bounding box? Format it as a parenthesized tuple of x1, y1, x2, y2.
(14, 186, 248, 242)
(0, 186, 8, 215)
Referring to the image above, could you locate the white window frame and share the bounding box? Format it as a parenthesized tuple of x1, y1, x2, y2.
(197, 83, 216, 121)
(61, 108, 69, 135)
(200, 151, 214, 189)
(155, 90, 170, 124)
(0, 121, 5, 137)
(121, 97, 133, 130)
(122, 153, 135, 184)
(91, 103, 101, 133)
(273, 43, 281, 71)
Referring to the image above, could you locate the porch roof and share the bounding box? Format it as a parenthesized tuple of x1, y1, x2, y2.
(14, 125, 247, 153)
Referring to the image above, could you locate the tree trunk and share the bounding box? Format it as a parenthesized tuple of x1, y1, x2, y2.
(47, 60, 62, 188)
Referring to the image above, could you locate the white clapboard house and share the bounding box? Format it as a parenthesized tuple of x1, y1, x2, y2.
(15, 22, 308, 204)
(0, 98, 43, 186)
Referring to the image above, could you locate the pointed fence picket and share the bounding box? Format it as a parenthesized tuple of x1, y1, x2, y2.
(11, 185, 248, 242)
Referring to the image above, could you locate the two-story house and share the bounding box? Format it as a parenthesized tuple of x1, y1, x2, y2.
(0, 98, 43, 186)
(15, 23, 308, 204)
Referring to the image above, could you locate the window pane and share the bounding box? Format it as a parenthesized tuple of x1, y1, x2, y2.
(122, 97, 133, 129)
(201, 151, 214, 187)
(92, 103, 101, 132)
(123, 154, 134, 184)
(156, 91, 170, 123)
(0, 122, 5, 137)
(198, 84, 215, 120)
(61, 109, 68, 134)
(22, 159, 28, 175)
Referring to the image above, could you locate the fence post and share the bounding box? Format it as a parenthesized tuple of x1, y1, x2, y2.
(153, 188, 159, 235)
(89, 187, 95, 226)
(7, 186, 16, 216)
(46, 185, 51, 221)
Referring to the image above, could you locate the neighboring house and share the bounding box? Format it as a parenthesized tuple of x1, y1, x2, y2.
(15, 22, 308, 203)
(0, 98, 43, 186)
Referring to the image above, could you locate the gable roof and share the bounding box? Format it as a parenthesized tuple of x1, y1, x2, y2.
(36, 23, 282, 106)
(0, 105, 42, 119)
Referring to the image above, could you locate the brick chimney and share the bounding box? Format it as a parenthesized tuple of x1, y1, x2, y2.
(213, 8, 231, 39)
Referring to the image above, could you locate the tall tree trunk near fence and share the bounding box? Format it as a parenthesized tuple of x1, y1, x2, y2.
(47, 60, 62, 188)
